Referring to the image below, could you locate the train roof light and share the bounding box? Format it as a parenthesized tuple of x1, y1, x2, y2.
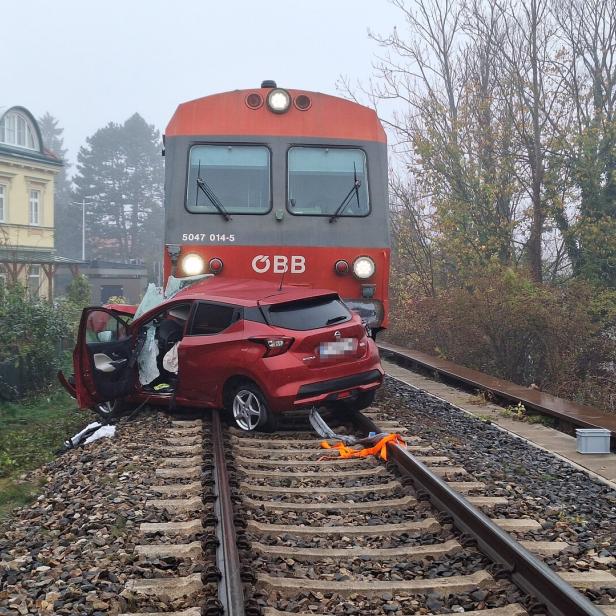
(246, 93, 263, 109)
(267, 88, 291, 114)
(294, 94, 312, 111)
(261, 80, 277, 88)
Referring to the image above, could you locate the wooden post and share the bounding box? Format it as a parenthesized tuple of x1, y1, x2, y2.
(41, 263, 55, 302)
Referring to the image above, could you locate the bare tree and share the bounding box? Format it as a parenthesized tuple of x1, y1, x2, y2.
(362, 0, 520, 282)
(497, 0, 568, 282)
(553, 0, 616, 283)
(389, 173, 436, 297)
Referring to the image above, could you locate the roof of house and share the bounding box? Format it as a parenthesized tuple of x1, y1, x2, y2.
(86, 260, 148, 271)
(0, 105, 63, 168)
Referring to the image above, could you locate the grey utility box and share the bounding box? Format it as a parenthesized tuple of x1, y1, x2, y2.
(576, 428, 611, 454)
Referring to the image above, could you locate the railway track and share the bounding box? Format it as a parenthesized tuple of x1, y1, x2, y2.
(0, 383, 616, 616)
(63, 389, 615, 615)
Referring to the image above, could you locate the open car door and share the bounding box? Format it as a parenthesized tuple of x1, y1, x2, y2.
(74, 307, 136, 409)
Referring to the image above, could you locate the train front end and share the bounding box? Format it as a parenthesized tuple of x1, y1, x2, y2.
(163, 83, 390, 331)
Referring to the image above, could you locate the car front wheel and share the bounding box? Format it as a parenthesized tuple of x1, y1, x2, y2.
(93, 399, 125, 421)
(231, 383, 277, 432)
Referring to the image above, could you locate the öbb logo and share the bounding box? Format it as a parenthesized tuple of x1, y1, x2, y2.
(251, 255, 306, 274)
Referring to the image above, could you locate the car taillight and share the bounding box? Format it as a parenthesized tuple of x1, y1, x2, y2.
(249, 336, 294, 357)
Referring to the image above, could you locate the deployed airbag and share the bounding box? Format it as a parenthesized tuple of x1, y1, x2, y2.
(163, 342, 179, 374)
(138, 325, 159, 385)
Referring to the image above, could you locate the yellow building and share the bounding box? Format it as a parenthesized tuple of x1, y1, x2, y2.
(0, 106, 64, 299)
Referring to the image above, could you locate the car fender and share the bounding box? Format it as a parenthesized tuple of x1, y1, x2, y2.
(220, 368, 270, 408)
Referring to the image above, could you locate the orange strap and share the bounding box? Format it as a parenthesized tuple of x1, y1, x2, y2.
(320, 433, 405, 462)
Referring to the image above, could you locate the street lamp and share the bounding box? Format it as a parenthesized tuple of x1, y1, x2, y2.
(70, 196, 96, 261)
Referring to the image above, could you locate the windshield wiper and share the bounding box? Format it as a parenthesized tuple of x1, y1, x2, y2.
(195, 162, 231, 221)
(326, 315, 348, 325)
(329, 162, 361, 223)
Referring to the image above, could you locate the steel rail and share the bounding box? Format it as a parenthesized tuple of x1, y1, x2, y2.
(211, 409, 245, 615)
(354, 412, 605, 616)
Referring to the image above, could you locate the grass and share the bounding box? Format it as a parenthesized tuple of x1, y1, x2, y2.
(499, 402, 556, 427)
(0, 386, 92, 520)
(526, 413, 556, 427)
(0, 478, 39, 510)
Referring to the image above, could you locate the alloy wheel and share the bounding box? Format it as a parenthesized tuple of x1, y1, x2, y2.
(232, 389, 263, 431)
(95, 400, 118, 419)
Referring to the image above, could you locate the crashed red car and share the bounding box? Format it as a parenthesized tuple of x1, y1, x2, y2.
(60, 278, 384, 431)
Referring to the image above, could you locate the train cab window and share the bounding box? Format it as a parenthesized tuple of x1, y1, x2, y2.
(187, 145, 270, 214)
(287, 147, 369, 217)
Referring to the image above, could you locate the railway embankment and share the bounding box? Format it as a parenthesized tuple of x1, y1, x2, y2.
(1, 375, 615, 614)
(0, 410, 204, 615)
(0, 389, 91, 520)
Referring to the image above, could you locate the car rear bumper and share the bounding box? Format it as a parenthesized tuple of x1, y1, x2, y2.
(296, 369, 383, 401)
(264, 361, 384, 412)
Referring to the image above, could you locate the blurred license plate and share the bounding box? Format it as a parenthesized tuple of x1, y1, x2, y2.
(320, 338, 355, 357)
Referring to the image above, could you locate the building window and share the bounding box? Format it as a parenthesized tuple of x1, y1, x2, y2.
(0, 185, 5, 222)
(0, 111, 38, 150)
(29, 189, 40, 225)
(28, 265, 40, 298)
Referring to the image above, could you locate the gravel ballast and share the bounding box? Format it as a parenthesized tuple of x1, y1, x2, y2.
(0, 411, 210, 616)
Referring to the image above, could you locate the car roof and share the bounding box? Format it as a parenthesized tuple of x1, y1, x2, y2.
(171, 277, 337, 307)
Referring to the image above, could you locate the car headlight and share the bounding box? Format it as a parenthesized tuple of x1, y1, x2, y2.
(353, 256, 375, 279)
(267, 88, 291, 113)
(182, 253, 205, 276)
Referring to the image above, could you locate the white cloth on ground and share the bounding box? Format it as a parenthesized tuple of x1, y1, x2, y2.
(84, 425, 116, 444)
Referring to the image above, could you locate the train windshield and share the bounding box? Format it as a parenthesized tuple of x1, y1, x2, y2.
(287, 147, 369, 217)
(187, 145, 271, 214)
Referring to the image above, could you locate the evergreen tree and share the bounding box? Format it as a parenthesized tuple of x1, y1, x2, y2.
(38, 113, 79, 259)
(72, 114, 164, 272)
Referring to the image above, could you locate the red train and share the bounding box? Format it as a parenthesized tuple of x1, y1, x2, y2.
(162, 81, 390, 333)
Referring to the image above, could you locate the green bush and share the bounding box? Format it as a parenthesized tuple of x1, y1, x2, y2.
(388, 267, 616, 411)
(65, 273, 91, 306)
(56, 274, 92, 339)
(0, 283, 72, 398)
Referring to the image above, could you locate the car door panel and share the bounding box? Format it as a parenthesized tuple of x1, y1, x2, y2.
(177, 302, 244, 404)
(74, 308, 135, 409)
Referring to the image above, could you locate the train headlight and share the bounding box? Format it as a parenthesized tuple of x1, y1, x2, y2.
(353, 256, 375, 279)
(182, 253, 205, 276)
(267, 88, 291, 114)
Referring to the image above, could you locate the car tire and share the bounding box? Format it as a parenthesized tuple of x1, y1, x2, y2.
(230, 383, 278, 432)
(92, 399, 126, 421)
(331, 389, 376, 414)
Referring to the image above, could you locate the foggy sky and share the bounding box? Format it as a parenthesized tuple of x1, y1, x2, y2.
(5, 0, 400, 170)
